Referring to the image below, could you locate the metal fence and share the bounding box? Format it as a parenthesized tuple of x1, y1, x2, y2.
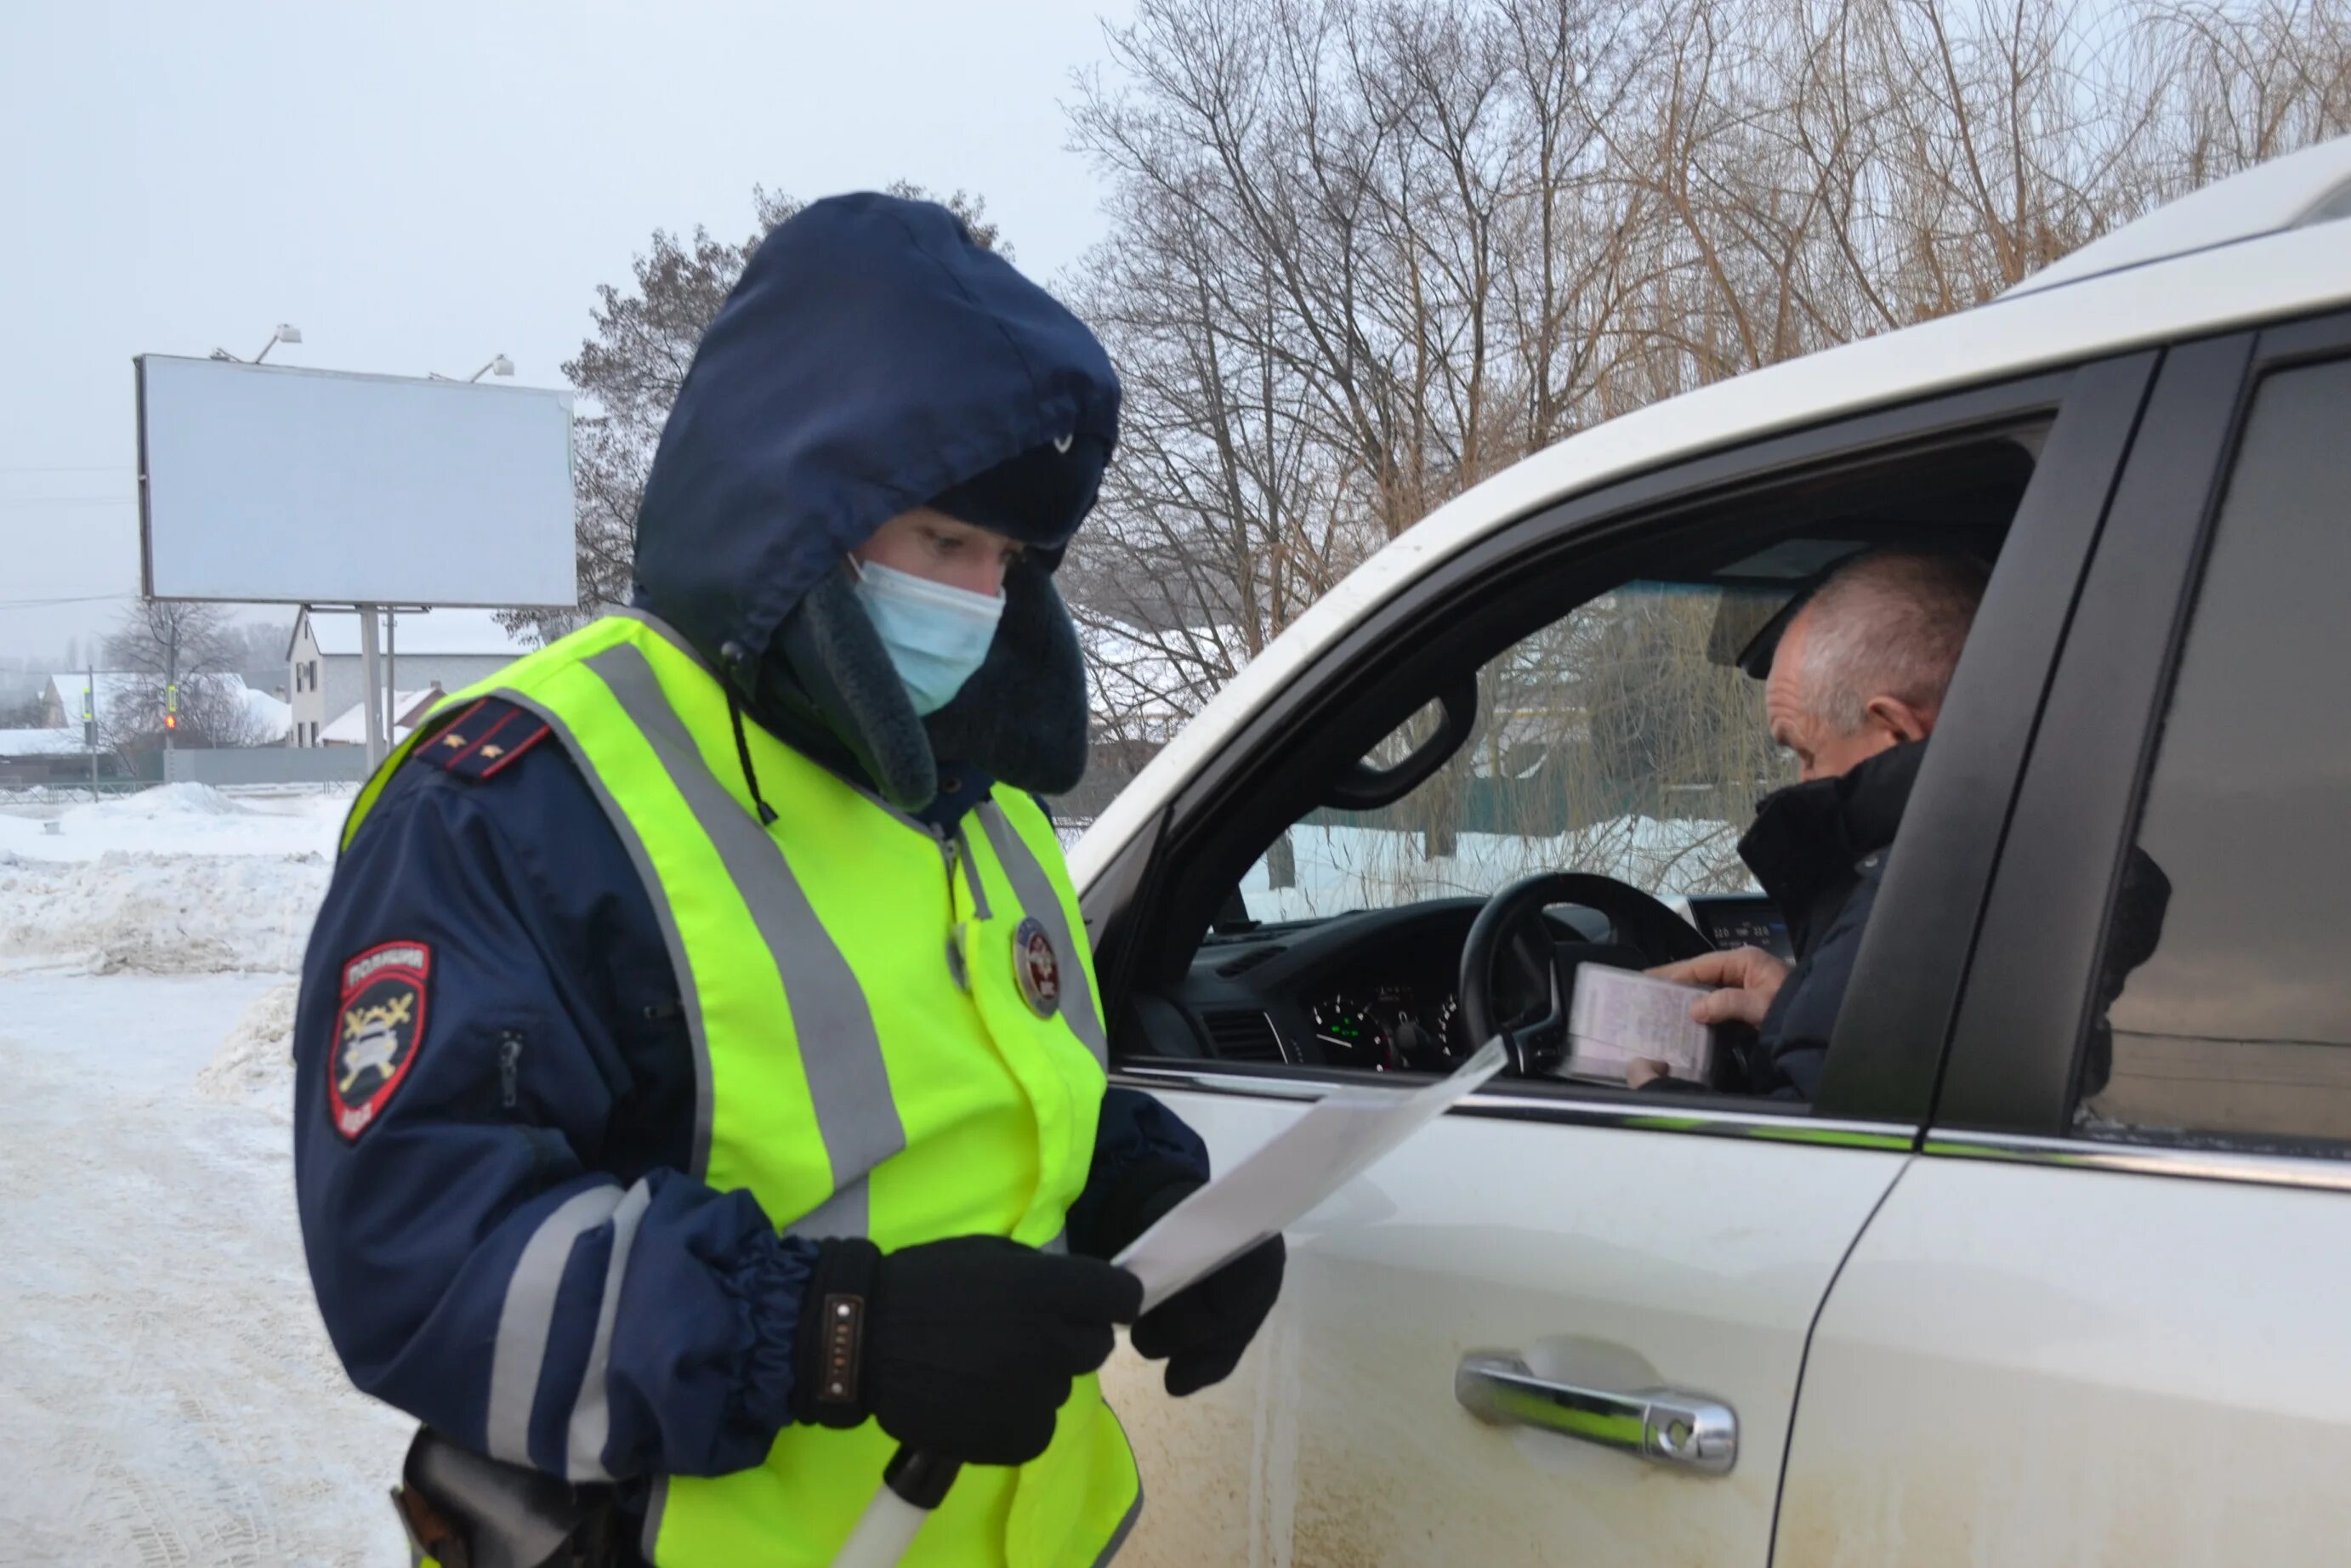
(162, 748, 376, 787)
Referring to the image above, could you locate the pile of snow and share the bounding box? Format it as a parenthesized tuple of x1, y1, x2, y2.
(196, 979, 301, 1114)
(0, 785, 352, 975)
(77, 781, 256, 821)
(0, 849, 331, 974)
(0, 783, 351, 861)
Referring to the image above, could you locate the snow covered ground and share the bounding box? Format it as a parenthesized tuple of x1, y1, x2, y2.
(0, 784, 413, 1567)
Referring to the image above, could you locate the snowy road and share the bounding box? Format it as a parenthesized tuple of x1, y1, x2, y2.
(0, 788, 412, 1567)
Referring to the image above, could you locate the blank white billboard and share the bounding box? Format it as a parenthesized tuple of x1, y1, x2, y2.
(137, 355, 576, 606)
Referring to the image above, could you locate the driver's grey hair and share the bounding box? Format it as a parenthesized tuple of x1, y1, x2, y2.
(1792, 551, 1990, 736)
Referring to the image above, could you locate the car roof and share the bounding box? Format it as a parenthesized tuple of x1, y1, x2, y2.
(1073, 138, 2351, 885)
(2002, 136, 2351, 302)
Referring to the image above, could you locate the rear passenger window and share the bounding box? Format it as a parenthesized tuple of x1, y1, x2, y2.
(2081, 357, 2351, 1150)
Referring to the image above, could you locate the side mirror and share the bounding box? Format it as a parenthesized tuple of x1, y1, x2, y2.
(1320, 675, 1479, 811)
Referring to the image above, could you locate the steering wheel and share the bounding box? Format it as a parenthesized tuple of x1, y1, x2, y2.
(1457, 872, 1717, 1077)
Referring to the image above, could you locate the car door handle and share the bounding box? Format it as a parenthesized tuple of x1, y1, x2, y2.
(1455, 1351, 1737, 1475)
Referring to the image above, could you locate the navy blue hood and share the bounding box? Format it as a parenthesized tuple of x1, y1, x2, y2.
(632, 193, 1122, 672)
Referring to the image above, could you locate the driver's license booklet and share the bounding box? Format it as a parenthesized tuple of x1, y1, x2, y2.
(1564, 967, 1716, 1085)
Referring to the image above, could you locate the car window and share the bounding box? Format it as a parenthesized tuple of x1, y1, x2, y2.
(2080, 355, 2351, 1150)
(1236, 582, 1792, 921)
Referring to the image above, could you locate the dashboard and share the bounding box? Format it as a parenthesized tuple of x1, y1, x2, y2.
(1133, 892, 1790, 1070)
(1685, 893, 1793, 963)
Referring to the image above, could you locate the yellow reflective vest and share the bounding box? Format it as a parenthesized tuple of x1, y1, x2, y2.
(349, 611, 1141, 1566)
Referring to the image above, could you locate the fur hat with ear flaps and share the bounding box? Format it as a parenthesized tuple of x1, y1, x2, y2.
(628, 192, 1120, 811)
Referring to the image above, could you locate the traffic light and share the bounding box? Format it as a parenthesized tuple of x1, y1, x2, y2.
(164, 713, 178, 732)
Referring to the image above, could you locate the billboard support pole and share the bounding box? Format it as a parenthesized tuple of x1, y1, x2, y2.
(358, 606, 387, 768)
(385, 610, 399, 751)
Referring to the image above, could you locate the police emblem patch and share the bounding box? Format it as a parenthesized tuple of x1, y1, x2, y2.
(329, 940, 432, 1141)
(1014, 917, 1060, 1019)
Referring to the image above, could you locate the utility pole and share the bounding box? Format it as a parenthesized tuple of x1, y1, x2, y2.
(83, 662, 98, 798)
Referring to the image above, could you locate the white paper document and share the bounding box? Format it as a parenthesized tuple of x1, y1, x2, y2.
(1563, 965, 1714, 1083)
(1112, 1038, 1508, 1312)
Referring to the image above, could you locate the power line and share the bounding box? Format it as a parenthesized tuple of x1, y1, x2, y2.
(0, 466, 125, 474)
(0, 593, 136, 608)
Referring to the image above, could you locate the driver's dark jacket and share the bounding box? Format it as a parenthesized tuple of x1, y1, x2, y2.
(1720, 739, 2170, 1100)
(1729, 741, 1928, 1099)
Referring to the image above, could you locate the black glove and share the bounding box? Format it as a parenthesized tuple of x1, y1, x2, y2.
(1123, 1181, 1286, 1397)
(792, 1235, 1142, 1467)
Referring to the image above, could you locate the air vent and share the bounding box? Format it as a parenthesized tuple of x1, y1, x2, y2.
(1201, 1009, 1288, 1063)
(1215, 946, 1286, 978)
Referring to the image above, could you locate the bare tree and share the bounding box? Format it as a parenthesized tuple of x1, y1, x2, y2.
(1063, 0, 2351, 814)
(101, 600, 276, 750)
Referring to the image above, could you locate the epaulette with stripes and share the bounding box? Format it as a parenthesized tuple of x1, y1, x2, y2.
(412, 698, 554, 782)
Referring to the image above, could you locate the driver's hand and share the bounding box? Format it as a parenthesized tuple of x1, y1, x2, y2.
(1627, 1058, 1672, 1089)
(1648, 946, 1790, 1029)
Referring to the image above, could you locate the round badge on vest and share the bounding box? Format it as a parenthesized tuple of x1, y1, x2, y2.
(1014, 917, 1061, 1019)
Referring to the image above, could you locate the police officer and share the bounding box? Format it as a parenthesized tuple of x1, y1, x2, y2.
(293, 194, 1285, 1567)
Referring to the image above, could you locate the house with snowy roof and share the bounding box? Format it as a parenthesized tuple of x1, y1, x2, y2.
(287, 608, 535, 749)
(35, 672, 289, 752)
(319, 684, 449, 748)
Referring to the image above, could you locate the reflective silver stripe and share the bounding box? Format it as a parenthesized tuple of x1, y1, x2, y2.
(1040, 1229, 1069, 1255)
(1092, 1413, 1144, 1565)
(641, 1475, 668, 1563)
(564, 1179, 652, 1481)
(604, 605, 718, 673)
(486, 1185, 625, 1465)
(785, 1172, 868, 1242)
(475, 685, 718, 1179)
(586, 643, 908, 1219)
(951, 824, 992, 919)
(977, 801, 1107, 1064)
(1093, 1483, 1144, 1566)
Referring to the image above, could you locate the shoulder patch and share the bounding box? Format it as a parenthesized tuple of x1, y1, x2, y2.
(412, 698, 554, 782)
(330, 940, 433, 1140)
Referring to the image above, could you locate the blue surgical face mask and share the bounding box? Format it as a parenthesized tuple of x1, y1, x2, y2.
(849, 559, 1007, 715)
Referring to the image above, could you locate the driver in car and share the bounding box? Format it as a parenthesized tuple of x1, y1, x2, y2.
(1631, 551, 1985, 1098)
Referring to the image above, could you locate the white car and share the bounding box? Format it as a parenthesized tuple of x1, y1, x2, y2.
(1076, 135, 2351, 1566)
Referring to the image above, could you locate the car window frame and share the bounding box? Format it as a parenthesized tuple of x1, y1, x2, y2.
(1931, 308, 2351, 1186)
(1096, 354, 2157, 1139)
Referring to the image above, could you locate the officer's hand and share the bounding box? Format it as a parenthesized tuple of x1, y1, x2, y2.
(793, 1236, 1141, 1467)
(1124, 1181, 1286, 1397)
(1649, 946, 1790, 1029)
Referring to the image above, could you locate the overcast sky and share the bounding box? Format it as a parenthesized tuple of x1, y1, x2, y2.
(0, 0, 1127, 662)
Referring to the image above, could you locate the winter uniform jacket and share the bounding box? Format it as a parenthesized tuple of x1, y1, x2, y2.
(290, 194, 1207, 1555)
